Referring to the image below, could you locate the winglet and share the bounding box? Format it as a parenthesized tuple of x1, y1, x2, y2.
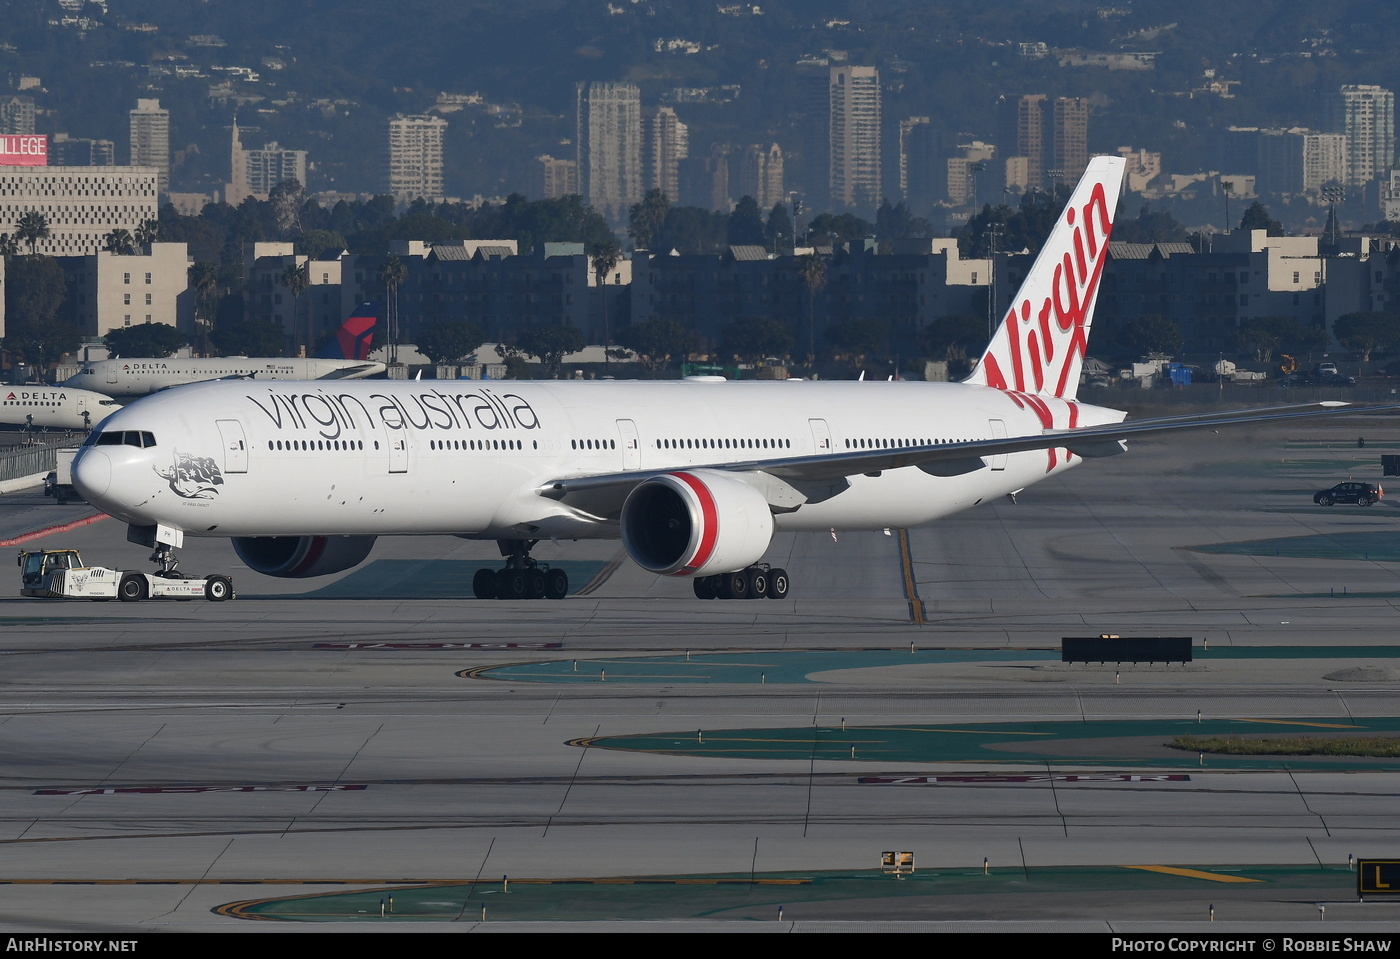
(966, 155, 1125, 399)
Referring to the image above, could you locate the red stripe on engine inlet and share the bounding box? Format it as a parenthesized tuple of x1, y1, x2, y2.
(669, 472, 718, 575)
(289, 536, 328, 576)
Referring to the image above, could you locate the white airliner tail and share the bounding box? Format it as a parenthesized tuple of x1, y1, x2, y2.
(966, 155, 1125, 400)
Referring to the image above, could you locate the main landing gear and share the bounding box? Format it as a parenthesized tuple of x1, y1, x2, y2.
(692, 564, 789, 600)
(472, 539, 568, 601)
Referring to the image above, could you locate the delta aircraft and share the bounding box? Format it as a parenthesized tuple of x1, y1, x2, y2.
(61, 304, 385, 399)
(69, 157, 1374, 600)
(0, 386, 120, 431)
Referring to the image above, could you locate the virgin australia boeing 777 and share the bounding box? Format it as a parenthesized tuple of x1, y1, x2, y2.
(68, 157, 1367, 600)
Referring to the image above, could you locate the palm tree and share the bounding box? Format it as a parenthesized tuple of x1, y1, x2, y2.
(103, 229, 135, 255)
(134, 218, 160, 250)
(377, 254, 407, 365)
(590, 240, 622, 370)
(798, 253, 827, 369)
(15, 210, 49, 255)
(279, 260, 311, 353)
(188, 261, 221, 343)
(0, 233, 18, 257)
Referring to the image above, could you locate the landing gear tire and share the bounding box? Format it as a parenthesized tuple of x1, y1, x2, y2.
(204, 575, 231, 602)
(496, 568, 528, 600)
(693, 575, 719, 600)
(719, 571, 750, 600)
(766, 568, 789, 600)
(746, 568, 769, 599)
(472, 568, 496, 600)
(118, 574, 146, 603)
(525, 568, 547, 599)
(544, 567, 569, 600)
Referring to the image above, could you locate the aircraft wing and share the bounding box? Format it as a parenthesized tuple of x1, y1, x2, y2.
(538, 401, 1395, 517)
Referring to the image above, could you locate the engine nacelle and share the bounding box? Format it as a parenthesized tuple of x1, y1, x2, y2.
(232, 535, 376, 578)
(621, 470, 773, 577)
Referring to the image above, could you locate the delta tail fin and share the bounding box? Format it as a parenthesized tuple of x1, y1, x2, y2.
(965, 155, 1125, 399)
(317, 302, 378, 361)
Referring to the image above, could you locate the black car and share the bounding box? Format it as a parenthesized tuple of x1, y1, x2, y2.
(1314, 481, 1384, 506)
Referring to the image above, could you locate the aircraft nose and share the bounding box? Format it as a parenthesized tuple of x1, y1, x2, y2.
(71, 448, 111, 498)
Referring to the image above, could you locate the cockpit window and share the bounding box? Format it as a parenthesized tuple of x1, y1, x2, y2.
(99, 399, 118, 407)
(89, 430, 157, 448)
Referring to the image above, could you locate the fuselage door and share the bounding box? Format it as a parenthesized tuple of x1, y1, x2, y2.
(617, 419, 640, 470)
(106, 364, 117, 385)
(388, 434, 408, 473)
(215, 418, 249, 473)
(808, 418, 833, 454)
(988, 418, 1008, 471)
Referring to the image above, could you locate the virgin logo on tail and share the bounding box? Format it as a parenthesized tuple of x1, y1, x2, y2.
(967, 156, 1125, 400)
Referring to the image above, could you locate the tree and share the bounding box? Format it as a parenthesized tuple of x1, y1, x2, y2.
(377, 254, 407, 364)
(628, 189, 669, 249)
(416, 320, 485, 366)
(1112, 205, 1189, 244)
(279, 260, 311, 351)
(103, 323, 186, 358)
(726, 196, 766, 247)
(825, 317, 889, 371)
(806, 212, 872, 246)
(1120, 314, 1184, 357)
(798, 253, 827, 365)
(2, 255, 75, 369)
(295, 229, 348, 260)
(617, 317, 693, 375)
(103, 229, 135, 255)
(1333, 311, 1400, 365)
(188, 261, 221, 337)
(1235, 316, 1328, 363)
(512, 324, 585, 378)
(210, 317, 288, 357)
(0, 234, 17, 256)
(720, 316, 793, 366)
(764, 202, 792, 252)
(15, 210, 49, 254)
(134, 218, 160, 249)
(919, 314, 989, 378)
(1239, 201, 1285, 236)
(589, 239, 622, 369)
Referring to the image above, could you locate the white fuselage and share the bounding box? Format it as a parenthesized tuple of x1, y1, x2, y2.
(0, 386, 121, 430)
(71, 378, 1125, 541)
(62, 357, 386, 399)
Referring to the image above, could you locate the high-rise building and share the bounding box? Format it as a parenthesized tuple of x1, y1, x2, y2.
(0, 95, 35, 135)
(735, 143, 783, 210)
(129, 98, 169, 194)
(897, 117, 929, 202)
(50, 134, 115, 166)
(0, 166, 158, 256)
(648, 106, 688, 202)
(1337, 85, 1395, 187)
(827, 66, 881, 212)
(576, 81, 642, 222)
(536, 155, 579, 199)
(1303, 132, 1347, 192)
(386, 114, 447, 202)
(1051, 97, 1089, 182)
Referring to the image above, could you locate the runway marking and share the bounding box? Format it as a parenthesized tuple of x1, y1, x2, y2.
(574, 551, 625, 596)
(1125, 865, 1262, 883)
(313, 642, 562, 650)
(36, 785, 367, 795)
(897, 528, 926, 625)
(859, 775, 1191, 784)
(0, 512, 108, 547)
(1236, 719, 1364, 729)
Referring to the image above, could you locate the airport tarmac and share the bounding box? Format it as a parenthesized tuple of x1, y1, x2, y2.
(3, 416, 1400, 932)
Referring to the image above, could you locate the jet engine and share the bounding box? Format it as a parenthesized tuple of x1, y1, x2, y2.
(232, 535, 377, 578)
(620, 470, 773, 577)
